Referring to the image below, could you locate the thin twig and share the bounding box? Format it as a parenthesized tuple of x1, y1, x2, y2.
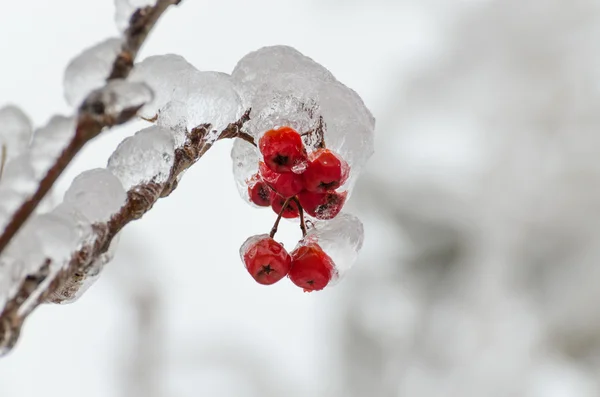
(293, 197, 307, 237)
(269, 197, 293, 238)
(0, 0, 182, 257)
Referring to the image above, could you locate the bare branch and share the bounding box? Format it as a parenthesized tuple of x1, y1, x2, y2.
(0, 111, 252, 355)
(0, 0, 182, 257)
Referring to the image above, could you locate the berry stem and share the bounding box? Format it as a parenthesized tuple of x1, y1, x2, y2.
(269, 197, 293, 238)
(293, 197, 308, 238)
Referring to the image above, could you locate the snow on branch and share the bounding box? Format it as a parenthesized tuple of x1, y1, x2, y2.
(0, 0, 182, 258)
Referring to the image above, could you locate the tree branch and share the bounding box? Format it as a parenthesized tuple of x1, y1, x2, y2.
(0, 0, 182, 257)
(0, 110, 252, 355)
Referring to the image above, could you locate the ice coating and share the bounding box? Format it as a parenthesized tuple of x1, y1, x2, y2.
(27, 211, 81, 267)
(64, 168, 126, 224)
(232, 46, 375, 196)
(239, 234, 270, 265)
(156, 100, 189, 148)
(231, 138, 261, 205)
(0, 155, 38, 234)
(107, 125, 175, 189)
(130, 55, 243, 132)
(83, 80, 153, 117)
(63, 38, 123, 107)
(244, 74, 320, 141)
(231, 45, 336, 108)
(0, 105, 33, 161)
(52, 203, 94, 246)
(61, 233, 121, 304)
(0, 221, 44, 309)
(30, 116, 77, 178)
(114, 0, 157, 32)
(305, 212, 364, 281)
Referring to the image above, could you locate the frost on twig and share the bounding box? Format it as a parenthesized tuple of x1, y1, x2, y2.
(0, 0, 182, 259)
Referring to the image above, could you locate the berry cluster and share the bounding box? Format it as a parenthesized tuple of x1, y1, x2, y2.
(240, 126, 350, 292)
(248, 126, 349, 220)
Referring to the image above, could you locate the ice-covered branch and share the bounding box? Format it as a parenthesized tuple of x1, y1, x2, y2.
(0, 112, 250, 354)
(0, 0, 182, 257)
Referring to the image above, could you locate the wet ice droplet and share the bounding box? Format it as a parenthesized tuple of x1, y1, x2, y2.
(156, 100, 189, 148)
(130, 55, 243, 132)
(30, 116, 77, 179)
(0, 220, 45, 307)
(232, 45, 336, 107)
(114, 0, 157, 32)
(81, 80, 153, 118)
(64, 168, 127, 223)
(231, 138, 261, 205)
(306, 213, 364, 281)
(0, 105, 33, 161)
(59, 233, 121, 304)
(107, 125, 175, 189)
(28, 212, 81, 266)
(64, 38, 123, 107)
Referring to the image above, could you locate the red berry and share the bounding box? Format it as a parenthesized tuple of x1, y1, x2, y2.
(259, 126, 307, 174)
(297, 190, 347, 220)
(302, 149, 349, 193)
(258, 161, 303, 198)
(288, 242, 335, 292)
(241, 235, 292, 285)
(247, 174, 270, 207)
(270, 193, 300, 218)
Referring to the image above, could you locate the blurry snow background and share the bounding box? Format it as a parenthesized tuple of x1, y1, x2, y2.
(2, 0, 600, 396)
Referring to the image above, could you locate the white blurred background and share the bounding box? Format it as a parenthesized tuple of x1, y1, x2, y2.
(2, 0, 600, 396)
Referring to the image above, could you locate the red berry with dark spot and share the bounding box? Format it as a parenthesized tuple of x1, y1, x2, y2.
(241, 235, 292, 285)
(258, 161, 303, 198)
(247, 174, 270, 207)
(259, 126, 307, 174)
(297, 190, 347, 220)
(302, 149, 349, 193)
(288, 242, 335, 292)
(270, 193, 300, 218)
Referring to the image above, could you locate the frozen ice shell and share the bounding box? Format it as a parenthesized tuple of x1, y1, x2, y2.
(239, 234, 270, 265)
(231, 137, 261, 205)
(156, 100, 189, 148)
(107, 125, 175, 189)
(64, 38, 123, 107)
(51, 203, 94, 247)
(305, 212, 364, 282)
(0, 219, 45, 303)
(0, 154, 38, 231)
(130, 55, 243, 132)
(82, 80, 153, 117)
(232, 45, 336, 108)
(0, 105, 33, 161)
(114, 0, 157, 32)
(30, 116, 77, 179)
(60, 233, 121, 304)
(64, 168, 127, 223)
(242, 73, 321, 140)
(27, 211, 80, 267)
(244, 72, 375, 196)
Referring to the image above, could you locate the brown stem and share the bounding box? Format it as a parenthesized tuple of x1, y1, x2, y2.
(293, 197, 307, 237)
(269, 197, 292, 238)
(0, 0, 182, 257)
